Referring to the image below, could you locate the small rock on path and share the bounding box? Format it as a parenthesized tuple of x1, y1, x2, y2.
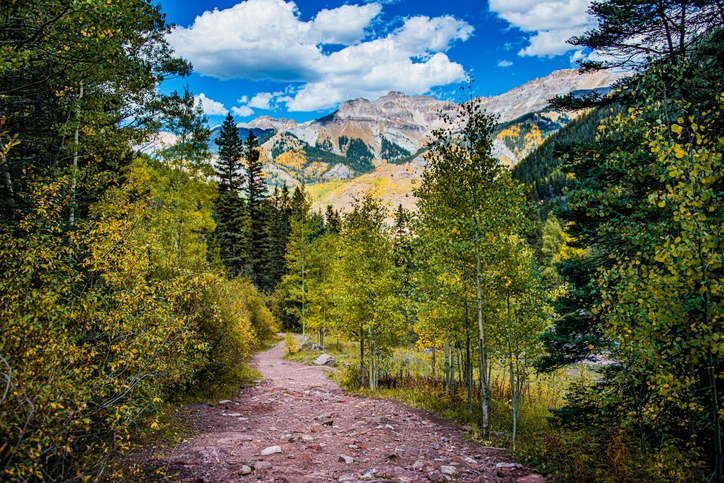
(142, 335, 541, 482)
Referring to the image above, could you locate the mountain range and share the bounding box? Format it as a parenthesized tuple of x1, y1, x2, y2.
(148, 69, 622, 214)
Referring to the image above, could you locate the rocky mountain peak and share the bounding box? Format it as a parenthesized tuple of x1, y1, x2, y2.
(238, 115, 297, 130)
(379, 91, 409, 99)
(336, 98, 376, 119)
(476, 68, 626, 122)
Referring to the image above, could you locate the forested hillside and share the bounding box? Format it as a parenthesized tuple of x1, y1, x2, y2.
(511, 107, 614, 219)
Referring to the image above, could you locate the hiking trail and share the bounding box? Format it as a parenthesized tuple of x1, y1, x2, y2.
(149, 338, 545, 483)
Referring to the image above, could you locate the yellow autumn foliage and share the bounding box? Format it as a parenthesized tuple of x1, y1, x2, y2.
(0, 158, 276, 480)
(276, 149, 307, 170)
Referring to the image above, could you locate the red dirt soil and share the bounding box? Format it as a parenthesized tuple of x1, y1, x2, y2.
(144, 338, 545, 483)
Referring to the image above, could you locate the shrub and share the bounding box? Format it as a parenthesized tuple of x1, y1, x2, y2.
(284, 333, 299, 354)
(0, 166, 278, 480)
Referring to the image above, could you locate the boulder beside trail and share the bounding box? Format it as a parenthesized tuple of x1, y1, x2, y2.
(303, 342, 325, 351)
(314, 354, 335, 366)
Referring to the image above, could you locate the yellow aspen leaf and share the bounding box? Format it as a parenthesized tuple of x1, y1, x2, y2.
(671, 124, 682, 134)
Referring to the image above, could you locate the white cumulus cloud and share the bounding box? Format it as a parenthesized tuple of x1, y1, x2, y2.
(232, 105, 254, 117)
(169, 0, 473, 111)
(312, 3, 382, 45)
(489, 0, 595, 58)
(194, 93, 228, 116)
(497, 60, 513, 67)
(248, 92, 274, 110)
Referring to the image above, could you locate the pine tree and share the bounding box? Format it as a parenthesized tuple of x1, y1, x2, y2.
(213, 113, 246, 277)
(243, 131, 269, 289)
(324, 204, 342, 233)
(215, 113, 244, 191)
(267, 184, 292, 289)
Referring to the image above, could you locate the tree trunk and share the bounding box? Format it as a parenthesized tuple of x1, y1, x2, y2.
(69, 82, 83, 227)
(474, 225, 490, 439)
(360, 332, 365, 387)
(466, 310, 472, 416)
(506, 293, 517, 445)
(450, 339, 455, 398)
(479, 338, 489, 439)
(301, 247, 306, 347)
(369, 321, 375, 391)
(432, 348, 436, 387)
(445, 329, 450, 395)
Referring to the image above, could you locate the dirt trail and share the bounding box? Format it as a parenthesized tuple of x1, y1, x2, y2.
(153, 339, 544, 483)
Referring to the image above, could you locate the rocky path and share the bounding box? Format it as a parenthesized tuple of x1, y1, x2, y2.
(155, 339, 544, 483)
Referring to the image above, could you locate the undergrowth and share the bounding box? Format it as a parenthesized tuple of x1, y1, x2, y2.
(324, 343, 700, 483)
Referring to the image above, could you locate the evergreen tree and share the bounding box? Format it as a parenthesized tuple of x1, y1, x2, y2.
(536, 5, 724, 472)
(545, 66, 724, 480)
(541, 1, 724, 371)
(213, 113, 246, 277)
(267, 184, 292, 288)
(215, 113, 244, 191)
(325, 204, 342, 233)
(243, 131, 270, 289)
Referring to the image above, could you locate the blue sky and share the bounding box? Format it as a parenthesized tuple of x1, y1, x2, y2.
(159, 0, 596, 125)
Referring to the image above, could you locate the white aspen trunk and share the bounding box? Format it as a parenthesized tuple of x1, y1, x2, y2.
(506, 293, 517, 446)
(69, 82, 83, 227)
(445, 329, 450, 395)
(450, 339, 455, 398)
(474, 225, 490, 439)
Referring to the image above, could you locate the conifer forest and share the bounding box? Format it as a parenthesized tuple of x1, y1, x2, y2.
(1, 1, 724, 482)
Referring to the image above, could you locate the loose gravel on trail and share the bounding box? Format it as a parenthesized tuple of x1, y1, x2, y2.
(149, 338, 546, 483)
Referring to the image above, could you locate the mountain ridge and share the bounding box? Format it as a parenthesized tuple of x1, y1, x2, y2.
(153, 68, 623, 214)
